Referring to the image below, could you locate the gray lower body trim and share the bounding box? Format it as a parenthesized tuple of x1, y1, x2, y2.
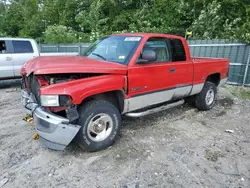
(21, 90, 81, 150)
(125, 100, 184, 117)
(219, 77, 228, 87)
(123, 78, 228, 113)
(189, 83, 204, 96)
(126, 89, 175, 112)
(123, 85, 193, 113)
(174, 86, 192, 98)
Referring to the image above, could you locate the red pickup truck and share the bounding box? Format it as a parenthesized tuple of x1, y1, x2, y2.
(21, 33, 229, 151)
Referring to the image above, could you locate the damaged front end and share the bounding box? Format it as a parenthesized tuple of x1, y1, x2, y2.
(22, 89, 81, 150)
(20, 55, 128, 151)
(21, 73, 101, 150)
(43, 73, 103, 85)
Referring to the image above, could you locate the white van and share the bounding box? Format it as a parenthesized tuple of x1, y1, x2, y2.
(0, 38, 40, 79)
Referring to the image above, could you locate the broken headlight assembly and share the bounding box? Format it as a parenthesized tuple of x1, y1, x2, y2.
(40, 95, 72, 107)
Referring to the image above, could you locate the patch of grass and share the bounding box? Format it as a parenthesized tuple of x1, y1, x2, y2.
(233, 90, 250, 100)
(239, 90, 250, 100)
(228, 85, 250, 100)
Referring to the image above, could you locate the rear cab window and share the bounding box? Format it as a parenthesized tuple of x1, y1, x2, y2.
(12, 41, 34, 53)
(169, 39, 186, 62)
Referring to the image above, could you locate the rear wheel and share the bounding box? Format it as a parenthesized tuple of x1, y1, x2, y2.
(195, 81, 217, 111)
(75, 100, 121, 152)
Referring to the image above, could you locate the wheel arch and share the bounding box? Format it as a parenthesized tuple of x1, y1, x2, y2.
(205, 73, 221, 86)
(79, 90, 125, 113)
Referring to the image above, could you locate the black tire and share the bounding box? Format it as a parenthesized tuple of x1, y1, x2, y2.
(195, 81, 217, 111)
(75, 100, 121, 152)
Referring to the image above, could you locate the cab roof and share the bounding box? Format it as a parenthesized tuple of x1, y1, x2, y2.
(0, 37, 35, 41)
(111, 33, 185, 40)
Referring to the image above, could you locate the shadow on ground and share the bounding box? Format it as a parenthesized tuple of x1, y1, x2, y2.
(0, 79, 21, 89)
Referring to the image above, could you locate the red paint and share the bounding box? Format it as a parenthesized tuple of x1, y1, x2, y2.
(37, 76, 49, 86)
(23, 56, 127, 76)
(48, 106, 67, 112)
(21, 33, 229, 106)
(39, 75, 126, 104)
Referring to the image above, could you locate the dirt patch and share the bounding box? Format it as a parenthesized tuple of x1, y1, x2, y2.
(217, 98, 234, 108)
(215, 110, 226, 117)
(0, 81, 250, 188)
(205, 149, 223, 162)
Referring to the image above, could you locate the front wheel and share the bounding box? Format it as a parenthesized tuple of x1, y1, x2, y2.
(75, 100, 121, 152)
(195, 81, 217, 111)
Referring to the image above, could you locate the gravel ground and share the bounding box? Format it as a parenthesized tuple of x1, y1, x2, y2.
(0, 80, 250, 188)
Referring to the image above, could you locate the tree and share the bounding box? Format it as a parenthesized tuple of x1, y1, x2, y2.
(0, 0, 249, 43)
(44, 25, 77, 43)
(19, 0, 44, 38)
(190, 0, 250, 42)
(0, 1, 6, 37)
(3, 1, 24, 37)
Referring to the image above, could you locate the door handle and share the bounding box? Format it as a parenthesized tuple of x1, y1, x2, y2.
(6, 57, 12, 61)
(170, 68, 176, 73)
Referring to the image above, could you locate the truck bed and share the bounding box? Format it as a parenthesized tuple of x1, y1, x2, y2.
(192, 57, 228, 63)
(191, 57, 229, 85)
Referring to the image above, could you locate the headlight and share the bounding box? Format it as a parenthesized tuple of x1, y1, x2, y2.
(40, 95, 59, 106)
(40, 95, 72, 107)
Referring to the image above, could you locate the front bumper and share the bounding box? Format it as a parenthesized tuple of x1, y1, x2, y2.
(21, 90, 81, 150)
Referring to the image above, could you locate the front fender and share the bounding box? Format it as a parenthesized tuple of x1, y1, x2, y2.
(40, 75, 126, 104)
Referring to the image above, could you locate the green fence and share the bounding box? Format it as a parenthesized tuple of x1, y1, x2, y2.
(40, 43, 91, 55)
(188, 40, 250, 86)
(39, 40, 250, 86)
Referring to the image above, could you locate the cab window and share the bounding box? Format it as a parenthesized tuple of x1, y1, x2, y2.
(169, 39, 186, 62)
(12, 41, 34, 53)
(141, 37, 171, 62)
(0, 41, 8, 54)
(139, 37, 187, 63)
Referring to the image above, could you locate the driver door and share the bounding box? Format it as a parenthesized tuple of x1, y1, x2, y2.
(127, 37, 177, 112)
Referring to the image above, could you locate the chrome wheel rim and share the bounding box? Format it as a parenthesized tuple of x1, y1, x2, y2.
(205, 89, 215, 106)
(87, 113, 113, 142)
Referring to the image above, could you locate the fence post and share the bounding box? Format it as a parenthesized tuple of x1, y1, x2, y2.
(39, 44, 42, 52)
(243, 46, 250, 86)
(78, 44, 81, 56)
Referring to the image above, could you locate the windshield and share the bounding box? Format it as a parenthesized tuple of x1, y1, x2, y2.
(83, 36, 142, 65)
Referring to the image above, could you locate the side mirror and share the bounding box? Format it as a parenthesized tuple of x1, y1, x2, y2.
(137, 50, 156, 64)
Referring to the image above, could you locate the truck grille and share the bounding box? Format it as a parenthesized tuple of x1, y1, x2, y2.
(28, 75, 41, 104)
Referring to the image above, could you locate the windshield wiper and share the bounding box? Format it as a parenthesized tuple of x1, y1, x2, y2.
(91, 53, 107, 61)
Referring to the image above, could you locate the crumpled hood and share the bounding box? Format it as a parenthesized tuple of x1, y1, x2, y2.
(21, 56, 128, 76)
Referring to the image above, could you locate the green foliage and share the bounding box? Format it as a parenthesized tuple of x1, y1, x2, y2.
(191, 0, 249, 42)
(0, 2, 5, 31)
(44, 25, 78, 44)
(19, 0, 44, 38)
(0, 0, 249, 43)
(3, 1, 24, 36)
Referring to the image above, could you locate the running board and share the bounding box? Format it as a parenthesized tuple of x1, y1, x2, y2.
(125, 99, 185, 118)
